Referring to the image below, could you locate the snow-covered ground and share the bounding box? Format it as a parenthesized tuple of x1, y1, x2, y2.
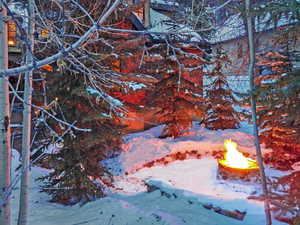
(104, 122, 272, 175)
(10, 123, 292, 225)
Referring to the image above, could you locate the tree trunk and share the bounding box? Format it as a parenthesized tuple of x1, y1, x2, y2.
(17, 0, 34, 224)
(245, 0, 272, 225)
(0, 0, 12, 224)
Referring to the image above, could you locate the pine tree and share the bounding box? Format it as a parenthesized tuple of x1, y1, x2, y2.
(256, 51, 300, 163)
(272, 170, 300, 224)
(203, 48, 240, 130)
(149, 74, 204, 138)
(34, 1, 149, 204)
(143, 42, 207, 138)
(37, 71, 124, 205)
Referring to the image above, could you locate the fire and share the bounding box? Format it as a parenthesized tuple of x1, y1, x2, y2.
(219, 139, 258, 169)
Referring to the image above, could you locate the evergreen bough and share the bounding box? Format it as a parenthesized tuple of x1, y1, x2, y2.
(203, 48, 240, 130)
(38, 71, 123, 205)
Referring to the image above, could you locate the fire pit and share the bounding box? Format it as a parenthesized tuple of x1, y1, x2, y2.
(217, 139, 259, 181)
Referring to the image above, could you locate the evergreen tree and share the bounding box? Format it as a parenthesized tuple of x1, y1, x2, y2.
(272, 170, 300, 224)
(203, 48, 240, 130)
(38, 71, 124, 205)
(256, 51, 300, 163)
(143, 42, 207, 138)
(34, 1, 148, 204)
(149, 74, 204, 138)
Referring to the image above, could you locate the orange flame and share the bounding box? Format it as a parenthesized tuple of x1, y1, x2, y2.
(219, 139, 258, 169)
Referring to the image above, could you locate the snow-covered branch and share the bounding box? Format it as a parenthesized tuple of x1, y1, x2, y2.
(0, 0, 121, 77)
(7, 80, 91, 132)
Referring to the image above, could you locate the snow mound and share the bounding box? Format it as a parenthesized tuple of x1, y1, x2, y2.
(113, 157, 286, 225)
(110, 123, 260, 174)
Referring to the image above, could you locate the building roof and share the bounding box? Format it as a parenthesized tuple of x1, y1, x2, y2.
(151, 0, 179, 12)
(211, 12, 298, 44)
(128, 4, 209, 46)
(8, 1, 27, 25)
(148, 8, 206, 43)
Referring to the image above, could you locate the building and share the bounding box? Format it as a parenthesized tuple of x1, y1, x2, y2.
(209, 1, 299, 66)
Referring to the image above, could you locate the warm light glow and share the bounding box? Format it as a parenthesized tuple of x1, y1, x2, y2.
(41, 64, 53, 72)
(40, 29, 50, 38)
(8, 21, 17, 47)
(219, 139, 258, 169)
(8, 40, 16, 46)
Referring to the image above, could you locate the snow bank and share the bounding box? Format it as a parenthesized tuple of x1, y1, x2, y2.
(110, 122, 263, 174)
(113, 157, 286, 225)
(10, 120, 289, 225)
(10, 150, 257, 225)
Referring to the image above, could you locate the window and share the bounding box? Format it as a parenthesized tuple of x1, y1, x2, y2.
(8, 21, 17, 47)
(40, 29, 50, 39)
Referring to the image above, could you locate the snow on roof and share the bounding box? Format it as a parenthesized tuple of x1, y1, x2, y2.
(211, 12, 297, 44)
(151, 0, 179, 7)
(149, 8, 171, 31)
(8, 1, 26, 15)
(149, 8, 203, 42)
(211, 14, 244, 44)
(8, 1, 28, 27)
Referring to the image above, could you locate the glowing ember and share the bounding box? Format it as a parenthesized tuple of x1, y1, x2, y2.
(219, 139, 258, 169)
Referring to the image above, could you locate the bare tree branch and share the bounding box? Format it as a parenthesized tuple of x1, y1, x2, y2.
(0, 0, 122, 77)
